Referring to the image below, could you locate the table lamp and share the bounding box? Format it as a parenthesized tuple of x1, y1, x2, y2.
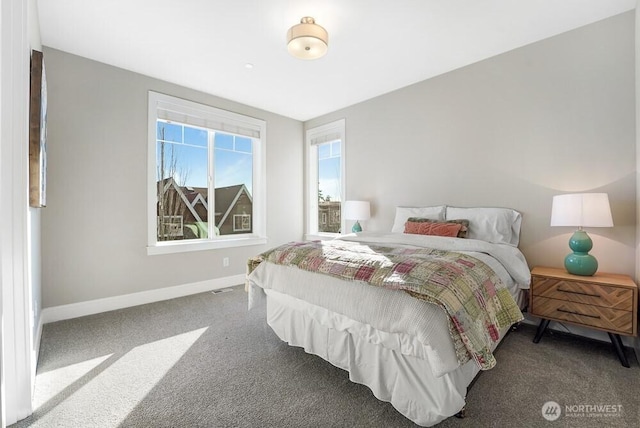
(344, 200, 370, 233)
(550, 193, 613, 276)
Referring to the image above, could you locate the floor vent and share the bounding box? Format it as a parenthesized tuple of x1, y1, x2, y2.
(211, 288, 233, 295)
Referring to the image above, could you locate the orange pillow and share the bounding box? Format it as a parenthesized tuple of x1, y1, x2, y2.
(407, 217, 469, 238)
(404, 221, 462, 237)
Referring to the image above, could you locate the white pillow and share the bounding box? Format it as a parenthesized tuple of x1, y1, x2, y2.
(391, 206, 445, 233)
(445, 207, 522, 246)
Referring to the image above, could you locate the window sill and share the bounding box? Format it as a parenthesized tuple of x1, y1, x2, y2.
(304, 233, 340, 241)
(147, 236, 267, 255)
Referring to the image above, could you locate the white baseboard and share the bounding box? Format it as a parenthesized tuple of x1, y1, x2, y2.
(34, 313, 43, 370)
(30, 312, 44, 401)
(40, 274, 245, 324)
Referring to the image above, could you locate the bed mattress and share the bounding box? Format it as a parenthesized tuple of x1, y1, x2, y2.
(246, 232, 530, 426)
(248, 233, 529, 377)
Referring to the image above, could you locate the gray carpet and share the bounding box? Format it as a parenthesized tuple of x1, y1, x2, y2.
(10, 285, 640, 428)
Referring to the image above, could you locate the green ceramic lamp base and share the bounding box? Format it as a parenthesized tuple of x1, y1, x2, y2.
(351, 221, 362, 233)
(564, 230, 598, 276)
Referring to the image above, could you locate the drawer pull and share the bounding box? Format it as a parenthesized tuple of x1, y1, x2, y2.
(557, 308, 601, 319)
(557, 287, 600, 298)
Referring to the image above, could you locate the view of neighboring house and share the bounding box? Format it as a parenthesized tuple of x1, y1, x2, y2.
(318, 200, 341, 233)
(214, 184, 253, 235)
(157, 178, 252, 240)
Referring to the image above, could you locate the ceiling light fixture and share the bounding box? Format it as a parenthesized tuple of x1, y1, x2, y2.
(286, 16, 328, 60)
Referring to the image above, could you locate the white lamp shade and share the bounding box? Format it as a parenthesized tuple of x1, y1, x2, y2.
(287, 17, 328, 60)
(343, 201, 370, 221)
(550, 193, 613, 228)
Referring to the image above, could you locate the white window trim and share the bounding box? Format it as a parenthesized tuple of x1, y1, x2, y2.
(147, 91, 267, 255)
(1, 2, 36, 423)
(305, 119, 345, 240)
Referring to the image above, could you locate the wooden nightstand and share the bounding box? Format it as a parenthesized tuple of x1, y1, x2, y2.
(530, 266, 638, 367)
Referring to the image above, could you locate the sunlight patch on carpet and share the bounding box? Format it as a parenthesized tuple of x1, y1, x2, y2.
(30, 327, 208, 427)
(34, 354, 113, 409)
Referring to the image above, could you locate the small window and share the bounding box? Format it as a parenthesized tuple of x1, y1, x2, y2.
(320, 212, 328, 225)
(148, 92, 266, 254)
(306, 119, 345, 236)
(158, 215, 184, 239)
(233, 214, 251, 232)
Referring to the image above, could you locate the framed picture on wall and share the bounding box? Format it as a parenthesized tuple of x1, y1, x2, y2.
(29, 49, 47, 208)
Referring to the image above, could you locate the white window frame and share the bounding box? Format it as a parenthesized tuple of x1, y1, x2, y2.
(305, 119, 345, 239)
(147, 91, 266, 255)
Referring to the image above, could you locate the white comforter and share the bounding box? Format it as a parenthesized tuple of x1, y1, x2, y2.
(247, 232, 530, 377)
(340, 232, 531, 287)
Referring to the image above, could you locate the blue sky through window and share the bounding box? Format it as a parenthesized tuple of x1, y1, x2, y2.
(157, 121, 253, 194)
(214, 133, 253, 194)
(318, 140, 341, 201)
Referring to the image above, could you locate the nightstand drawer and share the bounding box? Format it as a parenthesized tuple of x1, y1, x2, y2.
(532, 296, 634, 335)
(532, 277, 633, 311)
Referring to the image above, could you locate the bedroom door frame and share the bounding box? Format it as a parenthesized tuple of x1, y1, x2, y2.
(0, 0, 36, 425)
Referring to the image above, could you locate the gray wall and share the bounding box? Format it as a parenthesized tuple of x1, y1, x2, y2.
(42, 11, 636, 308)
(306, 12, 636, 278)
(42, 48, 303, 307)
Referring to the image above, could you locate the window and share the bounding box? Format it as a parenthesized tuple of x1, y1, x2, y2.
(233, 214, 251, 232)
(306, 119, 345, 236)
(147, 92, 266, 254)
(158, 215, 184, 239)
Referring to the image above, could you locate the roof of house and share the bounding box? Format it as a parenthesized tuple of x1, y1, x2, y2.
(156, 179, 252, 227)
(215, 184, 252, 228)
(157, 178, 205, 224)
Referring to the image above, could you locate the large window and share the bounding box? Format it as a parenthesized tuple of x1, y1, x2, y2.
(147, 92, 266, 254)
(306, 119, 345, 236)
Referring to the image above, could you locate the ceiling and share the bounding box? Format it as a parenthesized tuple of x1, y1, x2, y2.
(37, 0, 636, 122)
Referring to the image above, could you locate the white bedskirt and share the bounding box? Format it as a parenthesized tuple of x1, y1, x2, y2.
(264, 288, 503, 427)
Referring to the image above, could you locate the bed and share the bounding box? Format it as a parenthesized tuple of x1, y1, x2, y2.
(246, 206, 531, 426)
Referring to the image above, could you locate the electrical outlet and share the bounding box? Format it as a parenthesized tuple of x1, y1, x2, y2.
(223, 257, 230, 267)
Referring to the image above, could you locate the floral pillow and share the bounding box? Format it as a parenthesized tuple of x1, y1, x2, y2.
(406, 217, 469, 238)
